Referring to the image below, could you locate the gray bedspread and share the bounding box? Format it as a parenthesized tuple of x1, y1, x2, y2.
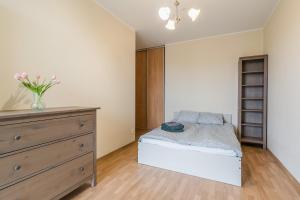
(139, 123, 242, 157)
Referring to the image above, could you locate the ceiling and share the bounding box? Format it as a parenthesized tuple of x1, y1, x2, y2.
(96, 0, 279, 49)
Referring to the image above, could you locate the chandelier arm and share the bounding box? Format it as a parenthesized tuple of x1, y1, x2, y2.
(175, 0, 181, 24)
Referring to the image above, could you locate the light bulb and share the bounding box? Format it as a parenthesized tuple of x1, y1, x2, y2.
(159, 7, 171, 21)
(188, 8, 200, 21)
(165, 20, 175, 30)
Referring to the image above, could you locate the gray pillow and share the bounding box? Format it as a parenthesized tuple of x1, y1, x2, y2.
(198, 112, 224, 125)
(175, 111, 199, 123)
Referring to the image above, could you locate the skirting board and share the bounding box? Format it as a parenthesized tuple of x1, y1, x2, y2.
(138, 142, 242, 186)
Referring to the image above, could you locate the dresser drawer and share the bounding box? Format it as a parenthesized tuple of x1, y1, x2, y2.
(0, 134, 93, 188)
(0, 152, 93, 200)
(0, 114, 95, 154)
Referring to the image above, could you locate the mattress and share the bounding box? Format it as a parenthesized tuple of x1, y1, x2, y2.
(139, 123, 242, 157)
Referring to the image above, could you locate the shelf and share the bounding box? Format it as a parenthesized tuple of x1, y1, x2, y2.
(242, 109, 263, 112)
(241, 123, 263, 127)
(242, 71, 264, 74)
(242, 84, 264, 87)
(242, 98, 264, 100)
(241, 136, 263, 144)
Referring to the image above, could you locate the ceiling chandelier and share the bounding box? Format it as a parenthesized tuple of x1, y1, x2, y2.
(159, 0, 200, 30)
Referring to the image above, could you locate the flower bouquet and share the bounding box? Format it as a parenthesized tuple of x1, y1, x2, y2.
(14, 72, 60, 110)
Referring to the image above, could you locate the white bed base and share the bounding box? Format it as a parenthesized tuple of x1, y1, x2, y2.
(137, 114, 242, 186)
(138, 142, 242, 186)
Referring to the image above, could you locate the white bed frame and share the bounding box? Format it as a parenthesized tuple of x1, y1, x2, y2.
(138, 114, 242, 186)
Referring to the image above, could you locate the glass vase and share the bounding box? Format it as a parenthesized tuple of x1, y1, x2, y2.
(31, 93, 45, 110)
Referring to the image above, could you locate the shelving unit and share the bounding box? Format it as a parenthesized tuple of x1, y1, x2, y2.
(238, 55, 268, 149)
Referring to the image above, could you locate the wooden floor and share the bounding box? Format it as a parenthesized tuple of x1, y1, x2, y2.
(63, 142, 300, 200)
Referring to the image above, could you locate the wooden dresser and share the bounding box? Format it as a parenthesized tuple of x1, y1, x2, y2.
(0, 107, 99, 200)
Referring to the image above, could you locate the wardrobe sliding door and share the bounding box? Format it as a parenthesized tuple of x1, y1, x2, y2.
(136, 50, 148, 130)
(147, 47, 165, 129)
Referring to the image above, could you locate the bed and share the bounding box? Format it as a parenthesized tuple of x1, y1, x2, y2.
(138, 112, 242, 186)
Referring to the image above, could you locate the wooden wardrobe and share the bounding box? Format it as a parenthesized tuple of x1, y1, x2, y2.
(136, 47, 165, 131)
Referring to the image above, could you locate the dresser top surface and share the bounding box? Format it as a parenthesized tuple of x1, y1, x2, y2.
(0, 107, 100, 120)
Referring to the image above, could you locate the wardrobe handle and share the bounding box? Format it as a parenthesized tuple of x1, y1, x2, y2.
(79, 167, 85, 172)
(79, 143, 84, 148)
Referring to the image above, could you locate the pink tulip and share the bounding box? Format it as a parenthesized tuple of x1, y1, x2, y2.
(51, 75, 56, 80)
(21, 72, 28, 79)
(14, 73, 22, 80)
(36, 75, 41, 80)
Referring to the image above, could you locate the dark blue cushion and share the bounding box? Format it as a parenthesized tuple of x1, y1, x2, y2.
(161, 122, 184, 132)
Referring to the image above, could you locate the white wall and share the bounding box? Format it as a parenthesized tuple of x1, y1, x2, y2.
(0, 0, 135, 158)
(165, 30, 264, 126)
(264, 0, 300, 182)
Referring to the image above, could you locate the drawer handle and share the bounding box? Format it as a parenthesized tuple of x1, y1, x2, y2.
(79, 143, 84, 148)
(79, 167, 85, 172)
(14, 165, 22, 171)
(14, 135, 22, 141)
(79, 123, 85, 128)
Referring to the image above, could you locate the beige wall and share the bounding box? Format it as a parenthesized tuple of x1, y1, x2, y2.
(264, 0, 300, 182)
(0, 0, 135, 158)
(165, 30, 264, 126)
